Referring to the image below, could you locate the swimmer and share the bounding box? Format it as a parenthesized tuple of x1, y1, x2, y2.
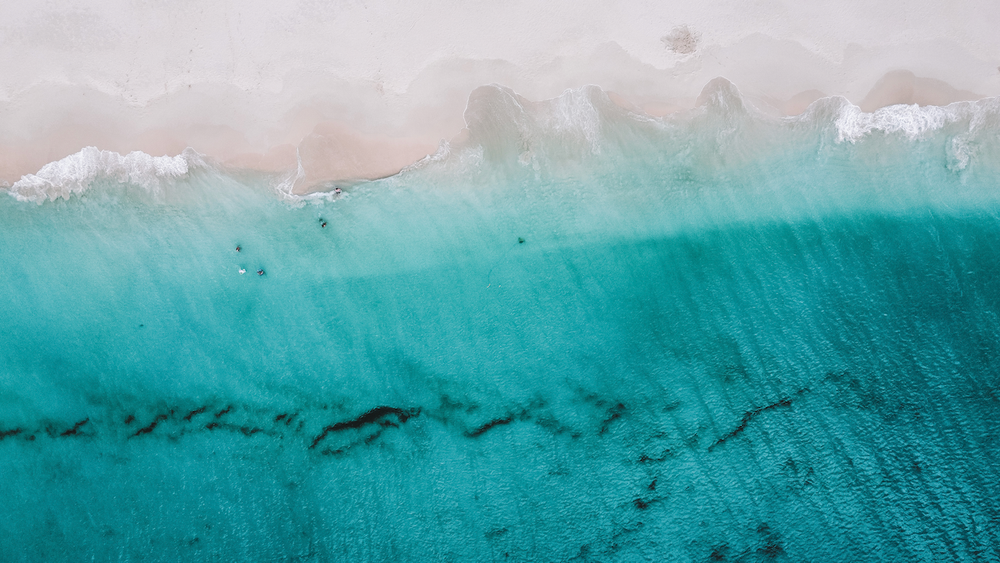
(321, 222, 327, 228)
(236, 246, 241, 252)
(257, 269, 265, 276)
(334, 188, 342, 195)
(239, 268, 246, 275)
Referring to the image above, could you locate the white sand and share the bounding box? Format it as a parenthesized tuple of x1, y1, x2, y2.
(1, 0, 998, 189)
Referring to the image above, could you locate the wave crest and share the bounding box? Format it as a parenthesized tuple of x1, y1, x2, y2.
(834, 98, 999, 142)
(7, 147, 204, 203)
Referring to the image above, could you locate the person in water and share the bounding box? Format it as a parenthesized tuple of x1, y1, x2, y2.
(239, 268, 246, 275)
(257, 269, 265, 276)
(236, 246, 241, 252)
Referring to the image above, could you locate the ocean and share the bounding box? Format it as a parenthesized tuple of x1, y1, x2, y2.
(2, 81, 999, 561)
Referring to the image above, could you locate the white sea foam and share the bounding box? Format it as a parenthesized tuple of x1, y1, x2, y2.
(272, 149, 307, 203)
(271, 149, 352, 205)
(398, 140, 456, 174)
(536, 86, 607, 155)
(833, 97, 1000, 143)
(7, 146, 204, 203)
(693, 78, 1000, 149)
(680, 77, 1000, 152)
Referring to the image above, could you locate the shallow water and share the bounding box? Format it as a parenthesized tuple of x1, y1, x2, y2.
(2, 87, 1000, 561)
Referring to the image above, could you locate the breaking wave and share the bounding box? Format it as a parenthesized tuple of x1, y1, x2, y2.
(4, 79, 1000, 205)
(7, 147, 205, 203)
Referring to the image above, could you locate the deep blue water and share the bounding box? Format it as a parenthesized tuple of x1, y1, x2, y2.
(2, 88, 1000, 561)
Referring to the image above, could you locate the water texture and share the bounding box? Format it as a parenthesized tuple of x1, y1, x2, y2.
(2, 84, 999, 561)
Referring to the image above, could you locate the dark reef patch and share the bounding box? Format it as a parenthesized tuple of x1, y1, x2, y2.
(59, 418, 89, 437)
(184, 407, 208, 421)
(362, 421, 399, 444)
(205, 422, 265, 437)
(310, 406, 420, 449)
(467, 415, 516, 438)
(709, 398, 793, 451)
(598, 402, 626, 435)
(132, 414, 168, 437)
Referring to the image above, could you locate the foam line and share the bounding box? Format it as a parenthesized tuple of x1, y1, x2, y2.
(8, 146, 203, 203)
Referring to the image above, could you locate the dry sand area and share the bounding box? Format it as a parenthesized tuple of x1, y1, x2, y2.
(1, 0, 998, 193)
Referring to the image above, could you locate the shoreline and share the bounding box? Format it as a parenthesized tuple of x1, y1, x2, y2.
(1, 71, 994, 196)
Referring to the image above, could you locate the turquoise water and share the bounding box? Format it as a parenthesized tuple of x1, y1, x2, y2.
(2, 87, 1000, 561)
